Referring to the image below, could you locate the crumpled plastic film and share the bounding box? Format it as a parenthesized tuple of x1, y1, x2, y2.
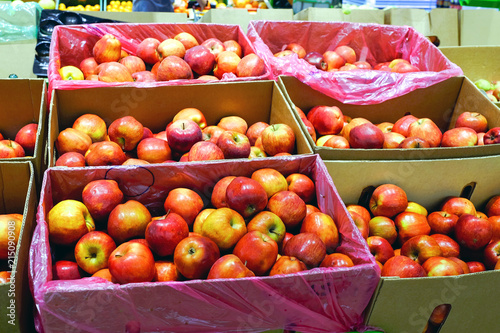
(247, 20, 463, 105)
(0, 2, 41, 43)
(29, 155, 381, 333)
(47, 23, 271, 102)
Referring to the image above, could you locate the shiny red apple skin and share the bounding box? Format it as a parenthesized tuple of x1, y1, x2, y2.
(108, 241, 156, 284)
(145, 212, 189, 257)
(173, 235, 220, 280)
(283, 233, 326, 269)
(454, 214, 492, 251)
(163, 188, 204, 227)
(270, 256, 308, 276)
(82, 179, 124, 222)
(369, 184, 408, 218)
(233, 230, 278, 276)
(381, 255, 426, 278)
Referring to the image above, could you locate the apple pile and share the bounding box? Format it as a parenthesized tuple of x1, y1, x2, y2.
(0, 123, 38, 158)
(296, 105, 499, 149)
(0, 214, 23, 283)
(48, 168, 357, 284)
(474, 79, 500, 103)
(54, 109, 296, 167)
(346, 183, 500, 279)
(59, 32, 267, 83)
(276, 43, 420, 73)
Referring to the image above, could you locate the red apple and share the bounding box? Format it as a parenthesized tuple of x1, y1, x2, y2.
(48, 200, 95, 246)
(55, 128, 92, 156)
(430, 233, 460, 258)
(213, 51, 241, 79)
(222, 40, 242, 57)
(261, 123, 295, 156)
(267, 190, 307, 229)
(119, 55, 146, 74)
(52, 260, 82, 280)
(108, 241, 156, 284)
(188, 141, 224, 161)
(233, 230, 278, 276)
(173, 235, 220, 279)
(300, 212, 339, 253)
(455, 112, 488, 133)
(216, 131, 251, 159)
(174, 32, 199, 51)
(226, 176, 268, 218)
(93, 34, 121, 64)
(395, 211, 431, 244)
(166, 119, 202, 154)
(307, 105, 344, 136)
(236, 53, 267, 77)
(270, 256, 308, 275)
(157, 56, 194, 81)
(440, 196, 477, 217)
(107, 200, 151, 244)
(211, 176, 236, 208)
(381, 255, 426, 278)
(392, 114, 419, 137)
(14, 123, 38, 156)
(137, 137, 172, 163)
(145, 212, 189, 257)
(320, 253, 354, 268)
(163, 188, 204, 227)
(247, 211, 286, 244)
(441, 127, 478, 147)
(283, 233, 326, 269)
(368, 216, 398, 245)
(84, 141, 127, 166)
(401, 235, 442, 264)
(199, 207, 247, 251)
(201, 38, 225, 58)
(422, 256, 464, 276)
(246, 121, 269, 146)
(72, 114, 107, 143)
(349, 122, 385, 149)
(455, 214, 492, 251)
(154, 261, 180, 282)
(427, 211, 459, 235)
(82, 179, 124, 222)
(157, 38, 186, 59)
(368, 236, 395, 264)
(74, 231, 116, 275)
(55, 152, 86, 167)
(108, 116, 144, 151)
(251, 168, 288, 199)
(207, 254, 255, 279)
(136, 37, 161, 64)
(370, 184, 408, 218)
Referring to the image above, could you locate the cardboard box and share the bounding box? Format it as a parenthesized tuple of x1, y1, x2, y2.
(278, 75, 500, 160)
(0, 79, 47, 189)
(384, 8, 459, 46)
(200, 9, 293, 32)
(294, 8, 385, 25)
(439, 46, 500, 108)
(323, 154, 500, 332)
(0, 41, 37, 79)
(30, 154, 380, 332)
(48, 80, 312, 167)
(0, 161, 37, 333)
(459, 8, 500, 46)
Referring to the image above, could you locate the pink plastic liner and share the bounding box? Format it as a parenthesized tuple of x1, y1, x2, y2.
(29, 155, 380, 333)
(47, 23, 271, 102)
(247, 20, 463, 105)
